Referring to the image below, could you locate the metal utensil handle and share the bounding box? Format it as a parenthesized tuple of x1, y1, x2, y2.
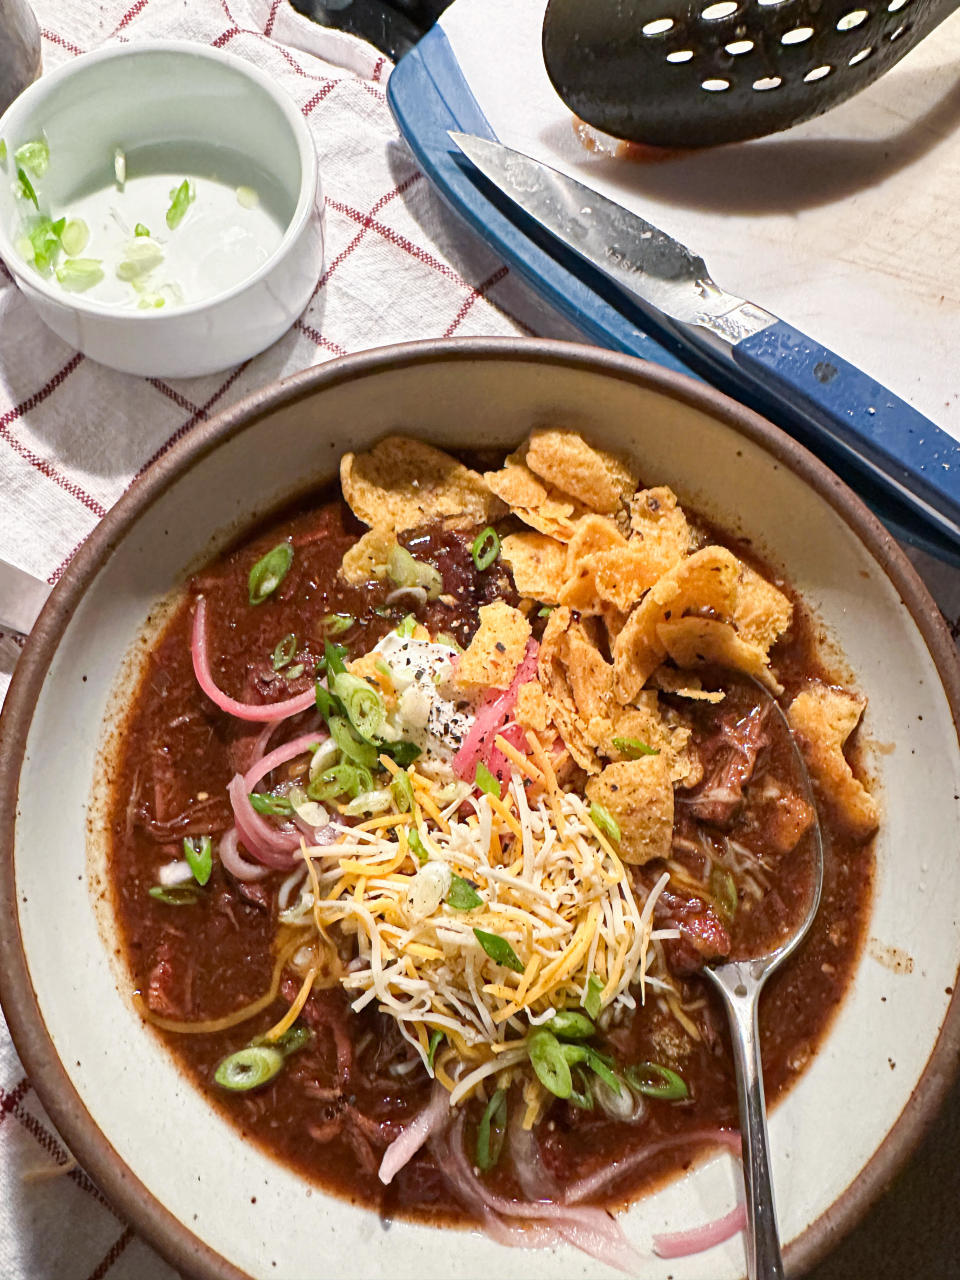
(715, 966, 785, 1280)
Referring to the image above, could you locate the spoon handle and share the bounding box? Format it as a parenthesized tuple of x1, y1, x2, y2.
(714, 969, 785, 1280)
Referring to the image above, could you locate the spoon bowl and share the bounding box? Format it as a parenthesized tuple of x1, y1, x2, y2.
(700, 681, 824, 1280)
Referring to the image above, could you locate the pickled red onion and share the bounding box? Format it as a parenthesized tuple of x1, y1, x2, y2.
(453, 639, 538, 780)
(653, 1202, 747, 1258)
(191, 596, 316, 722)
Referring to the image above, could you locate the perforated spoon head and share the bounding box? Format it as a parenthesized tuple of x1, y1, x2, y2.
(543, 0, 957, 148)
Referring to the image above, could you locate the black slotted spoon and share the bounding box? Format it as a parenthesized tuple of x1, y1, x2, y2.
(543, 0, 959, 148)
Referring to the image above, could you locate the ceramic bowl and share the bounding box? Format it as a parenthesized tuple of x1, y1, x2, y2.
(1, 339, 959, 1280)
(0, 41, 323, 378)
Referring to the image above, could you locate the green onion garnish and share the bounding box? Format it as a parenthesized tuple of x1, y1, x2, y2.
(549, 1009, 595, 1041)
(396, 613, 417, 639)
(527, 1029, 572, 1099)
(322, 612, 355, 635)
(283, 663, 304, 681)
(379, 739, 421, 767)
(134, 222, 151, 237)
(474, 761, 500, 798)
(330, 671, 385, 740)
(0, 140, 7, 166)
(612, 736, 659, 758)
(182, 834, 212, 886)
(427, 1028, 443, 1070)
(390, 770, 415, 813)
(471, 527, 500, 571)
(308, 762, 372, 803)
(214, 1045, 284, 1092)
(148, 884, 200, 906)
(475, 1088, 507, 1171)
(474, 928, 523, 973)
(264, 1024, 312, 1056)
(60, 218, 89, 257)
(589, 802, 621, 844)
(435, 632, 462, 652)
(272, 633, 297, 670)
(16, 166, 38, 209)
(447, 874, 483, 911)
(26, 216, 65, 275)
(625, 1062, 689, 1101)
(116, 235, 164, 281)
(14, 139, 49, 179)
(387, 545, 443, 599)
(537, 606, 553, 618)
(581, 1046, 621, 1094)
(166, 178, 195, 229)
(248, 792, 294, 818)
(323, 638, 348, 677)
(710, 866, 738, 921)
(408, 829, 428, 864)
(584, 973, 604, 1020)
(248, 542, 293, 605)
(328, 716, 379, 769)
(568, 1069, 594, 1111)
(55, 258, 104, 291)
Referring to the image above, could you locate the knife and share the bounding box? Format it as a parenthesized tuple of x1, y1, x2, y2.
(449, 132, 960, 549)
(0, 557, 50, 638)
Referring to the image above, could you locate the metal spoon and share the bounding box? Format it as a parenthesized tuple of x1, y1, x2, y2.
(699, 683, 824, 1280)
(0, 557, 50, 638)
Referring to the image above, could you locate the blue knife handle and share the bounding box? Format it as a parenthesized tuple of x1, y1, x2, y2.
(734, 322, 960, 542)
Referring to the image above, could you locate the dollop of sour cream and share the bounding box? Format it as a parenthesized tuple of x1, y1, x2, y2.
(374, 633, 475, 760)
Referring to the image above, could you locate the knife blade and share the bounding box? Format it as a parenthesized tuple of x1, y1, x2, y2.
(0, 557, 50, 638)
(449, 131, 960, 549)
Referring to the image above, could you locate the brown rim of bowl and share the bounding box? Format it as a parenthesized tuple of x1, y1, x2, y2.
(0, 337, 958, 1280)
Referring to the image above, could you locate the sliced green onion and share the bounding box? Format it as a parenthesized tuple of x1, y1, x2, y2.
(427, 1028, 444, 1070)
(475, 1088, 507, 1171)
(612, 736, 659, 759)
(60, 218, 89, 257)
(314, 684, 344, 724)
(375, 658, 393, 682)
(15, 139, 49, 179)
(214, 1045, 284, 1092)
(323, 638, 348, 677)
(272, 633, 297, 670)
(331, 671, 385, 739)
(26, 216, 65, 274)
(248, 542, 293, 605)
(183, 834, 212, 886)
(474, 928, 523, 973)
(114, 147, 126, 189)
(148, 884, 200, 906)
(471, 527, 500, 571)
(378, 739, 421, 767)
(263, 1024, 312, 1056)
(116, 235, 164, 280)
(710, 867, 739, 921)
(328, 716, 379, 769)
(589, 802, 621, 844)
(408, 828, 428, 865)
(390, 770, 415, 813)
(396, 613, 417, 639)
(287, 784, 328, 827)
(16, 166, 38, 208)
(137, 293, 165, 310)
(582, 1046, 621, 1094)
(527, 1029, 572, 1099)
(343, 788, 393, 817)
(55, 257, 103, 291)
(584, 973, 604, 1020)
(435, 632, 462, 652)
(308, 763, 372, 803)
(166, 177, 194, 229)
(625, 1062, 689, 1101)
(322, 612, 355, 635)
(134, 222, 151, 237)
(387, 545, 443, 599)
(549, 1009, 595, 1041)
(283, 663, 304, 681)
(474, 761, 500, 798)
(537, 606, 553, 618)
(568, 1068, 594, 1110)
(236, 185, 259, 209)
(0, 140, 7, 166)
(447, 874, 482, 911)
(249, 792, 294, 818)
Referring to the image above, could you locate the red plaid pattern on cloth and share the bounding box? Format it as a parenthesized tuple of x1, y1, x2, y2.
(1, 4, 959, 1279)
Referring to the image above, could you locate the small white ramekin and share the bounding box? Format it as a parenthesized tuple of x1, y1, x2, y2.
(0, 41, 324, 378)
